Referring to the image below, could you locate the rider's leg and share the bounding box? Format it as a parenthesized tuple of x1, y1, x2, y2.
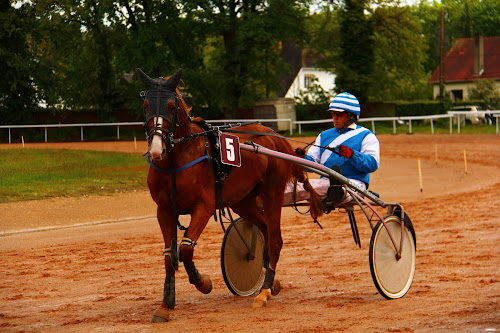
(283, 178, 329, 204)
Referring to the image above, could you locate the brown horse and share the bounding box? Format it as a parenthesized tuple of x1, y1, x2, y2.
(136, 68, 322, 322)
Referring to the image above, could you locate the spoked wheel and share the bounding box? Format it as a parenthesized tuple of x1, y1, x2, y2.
(369, 214, 416, 299)
(221, 218, 266, 296)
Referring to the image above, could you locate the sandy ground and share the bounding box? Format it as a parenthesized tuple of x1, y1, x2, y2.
(1, 134, 499, 332)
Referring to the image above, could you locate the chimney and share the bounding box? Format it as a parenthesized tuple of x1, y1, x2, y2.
(474, 35, 484, 76)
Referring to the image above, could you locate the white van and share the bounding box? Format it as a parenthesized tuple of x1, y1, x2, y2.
(450, 106, 487, 125)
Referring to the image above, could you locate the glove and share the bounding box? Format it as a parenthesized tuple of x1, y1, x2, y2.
(295, 147, 306, 157)
(338, 145, 353, 158)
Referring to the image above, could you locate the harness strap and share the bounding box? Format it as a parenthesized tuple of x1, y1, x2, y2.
(194, 121, 233, 222)
(146, 155, 210, 174)
(223, 128, 286, 140)
(171, 121, 259, 146)
(169, 154, 186, 231)
(173, 130, 212, 144)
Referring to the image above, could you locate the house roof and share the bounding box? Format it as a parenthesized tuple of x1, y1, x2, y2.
(428, 36, 500, 83)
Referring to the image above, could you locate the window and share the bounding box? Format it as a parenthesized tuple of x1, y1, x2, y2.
(451, 90, 463, 101)
(304, 74, 315, 88)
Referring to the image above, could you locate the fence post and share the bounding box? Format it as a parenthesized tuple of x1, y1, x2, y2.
(117, 125, 120, 140)
(393, 120, 396, 134)
(457, 115, 461, 134)
(409, 120, 412, 134)
(8, 128, 11, 144)
(371, 120, 375, 134)
(430, 119, 434, 134)
(81, 126, 84, 141)
(450, 117, 452, 134)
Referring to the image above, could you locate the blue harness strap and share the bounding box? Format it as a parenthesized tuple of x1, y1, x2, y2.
(146, 155, 210, 174)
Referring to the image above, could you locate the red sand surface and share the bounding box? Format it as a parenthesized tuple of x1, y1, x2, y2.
(1, 134, 499, 332)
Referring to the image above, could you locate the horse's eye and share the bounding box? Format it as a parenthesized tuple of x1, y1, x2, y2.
(143, 100, 149, 115)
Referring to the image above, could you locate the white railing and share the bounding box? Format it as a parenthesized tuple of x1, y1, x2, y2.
(0, 122, 143, 144)
(2, 112, 500, 144)
(447, 110, 500, 134)
(295, 114, 454, 135)
(0, 119, 293, 143)
(295, 111, 500, 135)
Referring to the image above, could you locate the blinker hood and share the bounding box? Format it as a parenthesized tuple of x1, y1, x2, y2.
(135, 68, 183, 91)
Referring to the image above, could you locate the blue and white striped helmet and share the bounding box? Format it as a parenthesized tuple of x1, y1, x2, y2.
(328, 92, 360, 116)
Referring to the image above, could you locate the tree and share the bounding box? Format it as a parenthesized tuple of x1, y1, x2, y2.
(308, 0, 432, 102)
(334, 0, 374, 105)
(468, 0, 500, 37)
(409, 1, 444, 75)
(369, 5, 431, 100)
(304, 7, 341, 87)
(0, 2, 40, 123)
(468, 79, 500, 108)
(28, 0, 131, 119)
(181, 0, 310, 117)
(111, 0, 207, 117)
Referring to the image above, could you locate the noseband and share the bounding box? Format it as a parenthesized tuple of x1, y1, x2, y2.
(141, 78, 183, 157)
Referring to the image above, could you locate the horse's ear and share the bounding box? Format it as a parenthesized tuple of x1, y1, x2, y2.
(167, 68, 182, 90)
(135, 68, 153, 90)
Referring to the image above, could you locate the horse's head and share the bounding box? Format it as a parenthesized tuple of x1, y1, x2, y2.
(136, 68, 186, 160)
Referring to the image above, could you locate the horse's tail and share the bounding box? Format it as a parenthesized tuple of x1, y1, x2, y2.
(291, 163, 323, 221)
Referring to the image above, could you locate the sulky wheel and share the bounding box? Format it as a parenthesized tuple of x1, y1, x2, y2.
(221, 218, 266, 296)
(369, 214, 416, 299)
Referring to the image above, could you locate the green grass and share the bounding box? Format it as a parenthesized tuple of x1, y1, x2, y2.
(0, 149, 149, 203)
(2, 122, 496, 203)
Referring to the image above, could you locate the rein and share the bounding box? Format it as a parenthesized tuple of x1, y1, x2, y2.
(142, 80, 187, 230)
(223, 128, 342, 156)
(141, 78, 337, 233)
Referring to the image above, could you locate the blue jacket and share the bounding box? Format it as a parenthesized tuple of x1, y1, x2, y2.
(305, 125, 380, 187)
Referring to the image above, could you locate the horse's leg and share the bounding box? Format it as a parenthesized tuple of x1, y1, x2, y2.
(178, 207, 213, 294)
(151, 205, 178, 323)
(253, 209, 282, 308)
(231, 195, 283, 308)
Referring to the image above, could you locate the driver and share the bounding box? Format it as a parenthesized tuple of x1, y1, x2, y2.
(284, 92, 380, 205)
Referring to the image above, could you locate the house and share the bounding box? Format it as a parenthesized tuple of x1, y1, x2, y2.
(284, 66, 336, 101)
(428, 36, 500, 101)
(252, 42, 336, 132)
(278, 40, 336, 100)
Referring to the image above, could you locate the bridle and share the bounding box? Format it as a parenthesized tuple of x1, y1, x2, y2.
(141, 78, 184, 158)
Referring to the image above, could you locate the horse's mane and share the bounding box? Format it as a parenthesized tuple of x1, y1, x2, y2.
(176, 88, 192, 115)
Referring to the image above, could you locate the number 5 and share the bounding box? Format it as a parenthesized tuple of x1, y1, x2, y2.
(225, 138, 235, 161)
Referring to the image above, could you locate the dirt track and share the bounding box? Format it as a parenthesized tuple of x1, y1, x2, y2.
(1, 134, 499, 332)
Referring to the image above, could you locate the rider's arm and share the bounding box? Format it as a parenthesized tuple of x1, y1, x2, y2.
(350, 133, 380, 173)
(304, 135, 322, 164)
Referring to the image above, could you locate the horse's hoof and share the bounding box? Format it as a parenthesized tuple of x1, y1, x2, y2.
(253, 289, 271, 308)
(271, 279, 281, 296)
(253, 297, 267, 308)
(151, 307, 170, 322)
(196, 274, 213, 294)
